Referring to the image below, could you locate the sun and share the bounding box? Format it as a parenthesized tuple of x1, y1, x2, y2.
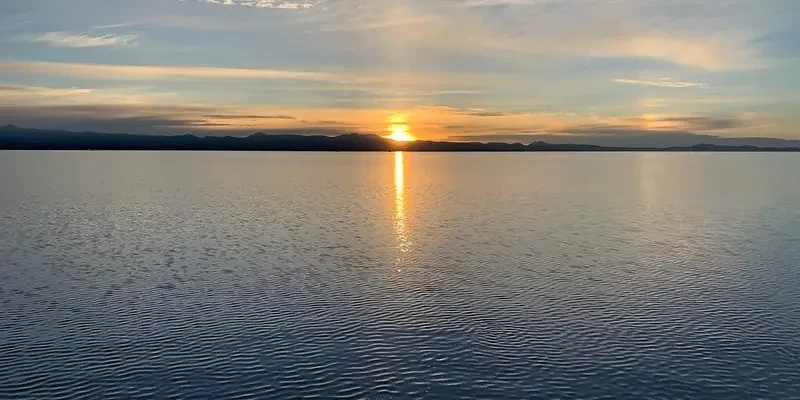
(386, 123, 416, 142)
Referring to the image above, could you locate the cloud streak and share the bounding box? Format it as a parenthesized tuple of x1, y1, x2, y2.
(416, 106, 512, 117)
(0, 60, 499, 94)
(282, 0, 770, 70)
(0, 61, 351, 83)
(448, 131, 800, 148)
(204, 114, 297, 120)
(12, 31, 139, 48)
(0, 104, 311, 134)
(0, 83, 176, 106)
(188, 0, 322, 9)
(654, 116, 746, 131)
(613, 78, 706, 88)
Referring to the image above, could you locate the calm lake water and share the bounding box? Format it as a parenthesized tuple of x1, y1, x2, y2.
(1, 151, 798, 399)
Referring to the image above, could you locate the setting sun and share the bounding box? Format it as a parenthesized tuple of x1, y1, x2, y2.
(385, 114, 416, 142)
(387, 124, 415, 142)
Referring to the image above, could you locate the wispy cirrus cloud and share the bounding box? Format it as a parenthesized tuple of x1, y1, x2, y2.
(0, 84, 93, 97)
(12, 31, 139, 48)
(0, 60, 350, 83)
(204, 114, 297, 120)
(187, 0, 322, 9)
(613, 78, 706, 88)
(639, 96, 755, 109)
(92, 22, 141, 30)
(0, 60, 498, 92)
(0, 83, 174, 105)
(416, 106, 511, 117)
(278, 0, 771, 70)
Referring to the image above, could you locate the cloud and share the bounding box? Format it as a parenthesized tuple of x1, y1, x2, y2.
(465, 110, 508, 117)
(92, 22, 140, 30)
(639, 96, 755, 109)
(613, 78, 706, 88)
(0, 84, 93, 97)
(416, 106, 511, 117)
(309, 120, 364, 126)
(0, 104, 214, 133)
(441, 124, 546, 134)
(0, 104, 315, 134)
(5, 0, 778, 72)
(0, 101, 373, 135)
(0, 61, 352, 83)
(289, 0, 767, 70)
(438, 110, 781, 146)
(0, 99, 793, 146)
(187, 0, 322, 9)
(12, 32, 139, 48)
(470, 0, 768, 70)
(562, 114, 750, 135)
(562, 120, 746, 136)
(0, 61, 495, 94)
(448, 128, 800, 148)
(0, 83, 175, 106)
(238, 127, 358, 135)
(655, 116, 746, 131)
(204, 114, 297, 119)
(297, 6, 433, 32)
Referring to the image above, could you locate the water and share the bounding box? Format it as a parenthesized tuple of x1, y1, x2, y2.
(1, 151, 798, 399)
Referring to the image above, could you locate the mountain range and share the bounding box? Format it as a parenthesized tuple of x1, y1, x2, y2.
(1, 125, 798, 152)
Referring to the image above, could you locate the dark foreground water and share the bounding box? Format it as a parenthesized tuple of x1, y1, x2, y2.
(1, 151, 798, 399)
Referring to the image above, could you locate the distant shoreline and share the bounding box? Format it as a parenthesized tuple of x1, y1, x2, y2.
(2, 126, 798, 152)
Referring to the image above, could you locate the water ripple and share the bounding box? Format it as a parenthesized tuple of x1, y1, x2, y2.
(1, 152, 799, 399)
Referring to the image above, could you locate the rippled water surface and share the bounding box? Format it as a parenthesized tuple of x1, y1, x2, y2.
(1, 151, 799, 399)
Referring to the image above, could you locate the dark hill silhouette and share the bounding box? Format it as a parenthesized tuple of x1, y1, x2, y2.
(0, 125, 797, 152)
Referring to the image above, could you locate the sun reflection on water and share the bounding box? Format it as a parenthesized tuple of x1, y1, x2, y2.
(394, 151, 410, 256)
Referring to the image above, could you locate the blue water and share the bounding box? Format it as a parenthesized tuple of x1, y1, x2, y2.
(1, 151, 798, 399)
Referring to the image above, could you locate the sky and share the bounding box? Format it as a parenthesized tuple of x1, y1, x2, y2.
(1, 0, 799, 145)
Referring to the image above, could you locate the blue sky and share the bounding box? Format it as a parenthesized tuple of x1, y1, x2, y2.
(1, 0, 798, 145)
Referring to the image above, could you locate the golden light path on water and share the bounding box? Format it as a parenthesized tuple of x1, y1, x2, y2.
(394, 151, 410, 258)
